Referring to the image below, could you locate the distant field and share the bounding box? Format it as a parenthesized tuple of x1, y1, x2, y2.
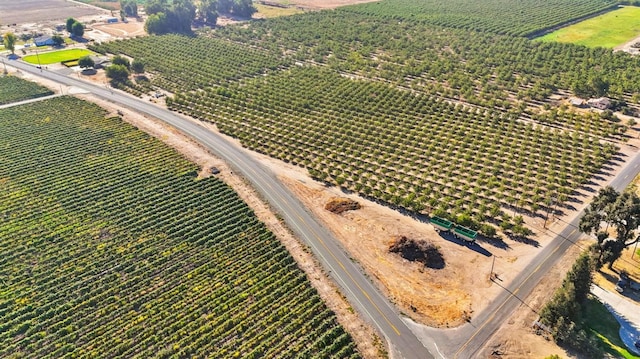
(23, 49, 94, 65)
(538, 6, 640, 47)
(345, 0, 618, 36)
(255, 3, 304, 18)
(0, 0, 105, 25)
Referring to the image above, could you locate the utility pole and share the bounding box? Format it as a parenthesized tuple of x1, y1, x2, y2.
(490, 255, 496, 280)
(543, 194, 557, 229)
(35, 47, 42, 72)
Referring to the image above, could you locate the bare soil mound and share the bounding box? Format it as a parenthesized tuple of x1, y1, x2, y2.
(389, 236, 445, 269)
(325, 197, 361, 214)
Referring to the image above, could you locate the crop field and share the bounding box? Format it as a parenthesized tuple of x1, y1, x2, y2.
(0, 75, 53, 105)
(344, 0, 618, 36)
(89, 35, 288, 93)
(168, 67, 617, 233)
(0, 96, 360, 358)
(89, 10, 640, 233)
(23, 49, 94, 65)
(537, 6, 640, 48)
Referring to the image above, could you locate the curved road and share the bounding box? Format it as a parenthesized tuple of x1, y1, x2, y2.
(5, 60, 433, 359)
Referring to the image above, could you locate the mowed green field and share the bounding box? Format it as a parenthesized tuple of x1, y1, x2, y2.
(23, 48, 94, 65)
(538, 6, 640, 48)
(0, 95, 360, 358)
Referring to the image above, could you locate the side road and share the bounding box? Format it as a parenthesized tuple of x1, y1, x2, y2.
(592, 285, 640, 356)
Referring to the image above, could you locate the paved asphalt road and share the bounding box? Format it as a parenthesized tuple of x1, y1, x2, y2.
(5, 60, 433, 359)
(435, 150, 640, 358)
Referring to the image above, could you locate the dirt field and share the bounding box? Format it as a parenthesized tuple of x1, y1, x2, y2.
(92, 20, 146, 39)
(280, 0, 380, 9)
(0, 0, 107, 26)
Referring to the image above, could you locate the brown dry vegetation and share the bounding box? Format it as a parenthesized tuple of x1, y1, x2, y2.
(325, 197, 361, 214)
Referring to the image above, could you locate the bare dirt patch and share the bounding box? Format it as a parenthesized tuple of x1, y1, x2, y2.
(281, 0, 380, 10)
(93, 20, 146, 39)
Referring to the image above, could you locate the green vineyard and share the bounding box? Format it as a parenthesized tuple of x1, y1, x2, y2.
(0, 75, 53, 105)
(167, 66, 617, 233)
(89, 35, 289, 94)
(0, 96, 360, 358)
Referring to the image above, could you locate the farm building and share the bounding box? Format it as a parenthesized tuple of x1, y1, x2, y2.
(568, 97, 585, 107)
(587, 97, 611, 110)
(34, 36, 54, 47)
(89, 55, 110, 69)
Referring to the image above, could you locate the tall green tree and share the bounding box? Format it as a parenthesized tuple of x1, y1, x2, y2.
(144, 0, 195, 34)
(51, 34, 64, 47)
(198, 0, 218, 25)
(131, 58, 145, 74)
(78, 56, 95, 70)
(66, 18, 76, 33)
(112, 55, 130, 69)
(71, 22, 84, 37)
(579, 186, 640, 268)
(2, 32, 17, 54)
(145, 0, 168, 15)
(105, 64, 130, 83)
(120, 0, 138, 17)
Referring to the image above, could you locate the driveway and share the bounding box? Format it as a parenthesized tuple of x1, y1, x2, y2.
(591, 284, 640, 355)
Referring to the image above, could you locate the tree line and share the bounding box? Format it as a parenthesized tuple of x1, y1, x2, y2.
(144, 0, 256, 35)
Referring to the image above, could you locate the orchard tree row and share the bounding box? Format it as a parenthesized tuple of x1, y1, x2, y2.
(168, 67, 617, 234)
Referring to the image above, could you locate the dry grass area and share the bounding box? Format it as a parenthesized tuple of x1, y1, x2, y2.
(280, 0, 380, 9)
(594, 247, 640, 297)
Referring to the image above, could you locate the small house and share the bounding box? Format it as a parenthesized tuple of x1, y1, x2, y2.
(89, 56, 110, 69)
(568, 97, 585, 108)
(34, 36, 54, 47)
(587, 97, 611, 110)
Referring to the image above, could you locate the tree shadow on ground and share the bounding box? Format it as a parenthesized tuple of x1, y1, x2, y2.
(438, 231, 492, 257)
(506, 233, 540, 247)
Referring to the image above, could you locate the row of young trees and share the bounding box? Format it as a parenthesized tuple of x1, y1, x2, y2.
(539, 251, 602, 357)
